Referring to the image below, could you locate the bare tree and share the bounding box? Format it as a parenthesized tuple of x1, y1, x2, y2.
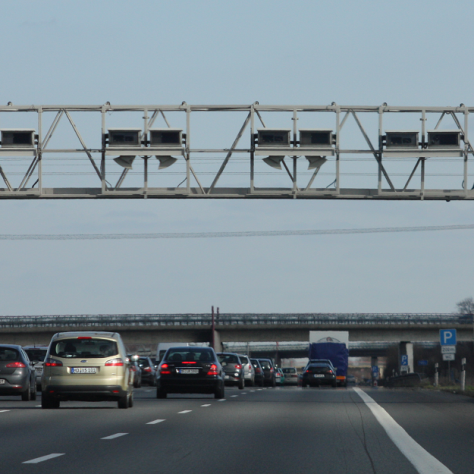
(456, 297, 474, 314)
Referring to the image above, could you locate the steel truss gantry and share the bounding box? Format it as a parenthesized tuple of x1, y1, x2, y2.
(0, 102, 473, 200)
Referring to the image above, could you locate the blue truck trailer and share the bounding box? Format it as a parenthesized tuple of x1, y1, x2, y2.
(308, 342, 349, 387)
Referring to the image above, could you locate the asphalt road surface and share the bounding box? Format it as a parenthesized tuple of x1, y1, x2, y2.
(0, 385, 473, 474)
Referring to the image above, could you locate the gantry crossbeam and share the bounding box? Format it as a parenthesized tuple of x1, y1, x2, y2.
(0, 103, 473, 200)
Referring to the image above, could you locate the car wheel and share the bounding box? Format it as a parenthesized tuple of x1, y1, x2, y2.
(21, 384, 31, 401)
(52, 399, 60, 409)
(128, 393, 134, 408)
(156, 388, 167, 399)
(332, 381, 337, 388)
(118, 394, 129, 409)
(31, 385, 37, 400)
(238, 378, 245, 390)
(272, 377, 276, 388)
(215, 384, 225, 399)
(41, 393, 52, 408)
(259, 378, 264, 387)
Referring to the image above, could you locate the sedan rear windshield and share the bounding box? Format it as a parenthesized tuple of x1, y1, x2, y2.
(218, 354, 239, 364)
(50, 338, 118, 358)
(0, 348, 19, 362)
(138, 358, 150, 367)
(308, 364, 331, 369)
(165, 348, 215, 363)
(25, 349, 47, 362)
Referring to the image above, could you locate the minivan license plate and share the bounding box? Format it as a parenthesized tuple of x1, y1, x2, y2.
(71, 367, 97, 374)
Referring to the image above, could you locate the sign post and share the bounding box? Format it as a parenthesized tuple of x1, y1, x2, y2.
(434, 362, 439, 386)
(461, 358, 466, 391)
(440, 329, 457, 383)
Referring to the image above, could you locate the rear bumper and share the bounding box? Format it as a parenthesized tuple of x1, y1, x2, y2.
(157, 377, 222, 394)
(43, 384, 128, 401)
(0, 374, 30, 394)
(303, 375, 336, 386)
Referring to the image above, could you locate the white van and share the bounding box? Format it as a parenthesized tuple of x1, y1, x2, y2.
(156, 342, 209, 363)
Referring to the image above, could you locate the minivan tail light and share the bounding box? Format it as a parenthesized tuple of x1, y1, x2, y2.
(105, 358, 124, 367)
(207, 364, 218, 376)
(235, 364, 242, 370)
(270, 368, 274, 373)
(44, 358, 63, 367)
(160, 364, 171, 375)
(6, 362, 26, 368)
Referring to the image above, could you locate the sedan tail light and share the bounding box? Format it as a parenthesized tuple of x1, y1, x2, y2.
(256, 368, 262, 374)
(160, 363, 171, 375)
(44, 358, 63, 367)
(207, 364, 218, 376)
(6, 362, 26, 368)
(143, 367, 152, 373)
(105, 358, 124, 367)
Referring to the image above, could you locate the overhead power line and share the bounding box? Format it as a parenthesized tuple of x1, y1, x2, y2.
(1, 224, 473, 241)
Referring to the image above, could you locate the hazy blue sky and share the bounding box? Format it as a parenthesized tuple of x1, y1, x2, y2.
(1, 1, 473, 316)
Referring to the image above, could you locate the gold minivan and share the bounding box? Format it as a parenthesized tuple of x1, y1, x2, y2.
(41, 331, 134, 409)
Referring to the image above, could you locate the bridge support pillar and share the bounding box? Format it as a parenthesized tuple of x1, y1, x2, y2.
(399, 342, 414, 374)
(212, 328, 223, 352)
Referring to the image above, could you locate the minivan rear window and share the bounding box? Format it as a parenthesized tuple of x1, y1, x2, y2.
(25, 349, 47, 362)
(0, 348, 19, 362)
(259, 360, 272, 369)
(50, 339, 118, 358)
(283, 368, 297, 374)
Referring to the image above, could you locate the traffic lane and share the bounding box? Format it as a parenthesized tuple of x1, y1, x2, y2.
(366, 387, 474, 474)
(9, 386, 417, 474)
(0, 387, 222, 472)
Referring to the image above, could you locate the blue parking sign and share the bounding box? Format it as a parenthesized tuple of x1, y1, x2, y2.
(440, 329, 457, 346)
(401, 355, 408, 366)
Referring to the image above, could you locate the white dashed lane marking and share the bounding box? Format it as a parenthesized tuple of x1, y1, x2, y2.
(101, 433, 128, 440)
(0, 410, 10, 413)
(201, 404, 211, 407)
(147, 419, 165, 425)
(230, 395, 238, 398)
(218, 399, 226, 402)
(23, 453, 65, 464)
(178, 410, 192, 414)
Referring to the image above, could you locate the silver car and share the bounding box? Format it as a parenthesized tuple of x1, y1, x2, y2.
(23, 345, 48, 391)
(237, 354, 255, 387)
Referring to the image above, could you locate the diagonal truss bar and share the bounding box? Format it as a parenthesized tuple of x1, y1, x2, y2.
(42, 110, 64, 150)
(0, 166, 13, 191)
(402, 158, 422, 191)
(208, 113, 251, 193)
(16, 155, 39, 191)
(351, 111, 395, 191)
(64, 111, 102, 181)
(304, 164, 324, 191)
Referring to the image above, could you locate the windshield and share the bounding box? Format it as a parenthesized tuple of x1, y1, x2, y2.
(138, 358, 150, 367)
(0, 348, 19, 362)
(165, 348, 215, 362)
(259, 360, 272, 369)
(283, 368, 297, 374)
(218, 354, 239, 364)
(25, 349, 47, 362)
(50, 338, 118, 358)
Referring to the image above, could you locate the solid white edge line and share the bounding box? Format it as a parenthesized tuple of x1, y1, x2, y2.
(146, 419, 165, 425)
(353, 388, 453, 474)
(23, 453, 65, 464)
(178, 410, 192, 414)
(101, 433, 128, 440)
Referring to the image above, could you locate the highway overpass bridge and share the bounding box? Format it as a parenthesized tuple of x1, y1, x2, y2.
(0, 313, 472, 353)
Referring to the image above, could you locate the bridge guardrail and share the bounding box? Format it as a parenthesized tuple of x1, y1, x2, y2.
(0, 313, 471, 329)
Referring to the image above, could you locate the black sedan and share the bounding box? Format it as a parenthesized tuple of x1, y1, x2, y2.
(156, 347, 225, 399)
(302, 362, 337, 388)
(0, 345, 37, 400)
(138, 356, 157, 386)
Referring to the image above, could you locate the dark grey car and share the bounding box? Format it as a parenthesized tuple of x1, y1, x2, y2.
(217, 352, 245, 389)
(257, 358, 276, 387)
(0, 345, 36, 401)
